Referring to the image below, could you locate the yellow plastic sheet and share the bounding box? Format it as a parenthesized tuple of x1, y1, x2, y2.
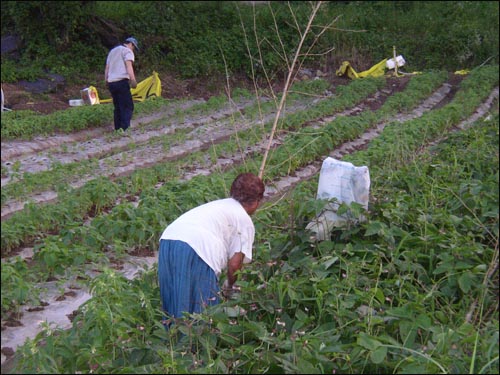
(100, 71, 162, 103)
(336, 59, 388, 79)
(131, 71, 162, 102)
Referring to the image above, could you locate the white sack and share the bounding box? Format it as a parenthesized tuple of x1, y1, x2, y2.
(306, 157, 370, 241)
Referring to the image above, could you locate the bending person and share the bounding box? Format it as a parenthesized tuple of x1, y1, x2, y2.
(157, 172, 265, 326)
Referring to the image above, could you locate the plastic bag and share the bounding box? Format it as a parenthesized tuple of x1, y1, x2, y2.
(306, 157, 370, 241)
(80, 86, 100, 105)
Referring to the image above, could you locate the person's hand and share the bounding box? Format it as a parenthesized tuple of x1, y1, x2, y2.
(222, 280, 240, 299)
(222, 279, 233, 298)
(130, 79, 138, 89)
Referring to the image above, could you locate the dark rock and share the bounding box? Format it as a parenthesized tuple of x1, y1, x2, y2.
(1, 347, 14, 357)
(18, 74, 66, 94)
(1, 35, 22, 55)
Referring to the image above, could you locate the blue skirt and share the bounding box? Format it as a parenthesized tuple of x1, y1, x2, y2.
(158, 239, 220, 321)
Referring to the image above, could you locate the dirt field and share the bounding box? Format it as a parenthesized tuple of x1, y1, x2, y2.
(2, 69, 498, 371)
(1, 71, 276, 114)
(1, 72, 414, 219)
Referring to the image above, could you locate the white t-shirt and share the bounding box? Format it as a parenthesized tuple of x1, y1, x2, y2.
(106, 45, 134, 83)
(160, 198, 254, 276)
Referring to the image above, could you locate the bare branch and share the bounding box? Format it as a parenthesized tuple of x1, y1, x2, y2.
(269, 3, 291, 70)
(286, 1, 303, 39)
(298, 46, 336, 57)
(252, 5, 279, 104)
(259, 1, 324, 179)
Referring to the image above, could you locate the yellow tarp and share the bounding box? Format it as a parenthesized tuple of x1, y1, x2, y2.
(336, 59, 388, 79)
(100, 71, 162, 103)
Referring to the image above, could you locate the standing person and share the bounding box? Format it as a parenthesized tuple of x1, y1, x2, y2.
(104, 36, 139, 132)
(158, 172, 265, 326)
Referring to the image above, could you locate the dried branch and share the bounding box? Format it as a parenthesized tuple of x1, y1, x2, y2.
(259, 1, 324, 179)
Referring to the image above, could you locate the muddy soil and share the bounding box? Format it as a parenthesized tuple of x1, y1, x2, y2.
(2, 70, 498, 371)
(1, 71, 276, 114)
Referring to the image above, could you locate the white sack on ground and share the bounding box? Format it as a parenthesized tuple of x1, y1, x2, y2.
(306, 157, 370, 241)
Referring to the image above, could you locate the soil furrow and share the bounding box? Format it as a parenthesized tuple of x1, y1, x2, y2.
(0, 98, 260, 183)
(1, 79, 497, 368)
(0, 77, 454, 220)
(1, 84, 496, 366)
(2, 85, 378, 218)
(1, 92, 334, 186)
(0, 99, 207, 161)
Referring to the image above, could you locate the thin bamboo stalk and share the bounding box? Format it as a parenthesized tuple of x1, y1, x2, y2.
(258, 1, 323, 179)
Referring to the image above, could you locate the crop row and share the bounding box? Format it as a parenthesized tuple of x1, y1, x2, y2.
(1, 66, 496, 316)
(0, 77, 380, 253)
(2, 68, 493, 309)
(0, 79, 328, 204)
(9, 65, 499, 374)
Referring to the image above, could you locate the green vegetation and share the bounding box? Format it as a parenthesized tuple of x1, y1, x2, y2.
(1, 1, 498, 83)
(3, 66, 496, 374)
(1, 2, 498, 374)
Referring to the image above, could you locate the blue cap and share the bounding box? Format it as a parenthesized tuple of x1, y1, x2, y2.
(125, 37, 139, 51)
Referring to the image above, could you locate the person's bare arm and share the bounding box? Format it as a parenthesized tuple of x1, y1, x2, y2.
(125, 60, 137, 88)
(227, 252, 244, 287)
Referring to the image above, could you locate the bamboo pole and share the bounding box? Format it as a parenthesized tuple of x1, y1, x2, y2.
(393, 45, 398, 77)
